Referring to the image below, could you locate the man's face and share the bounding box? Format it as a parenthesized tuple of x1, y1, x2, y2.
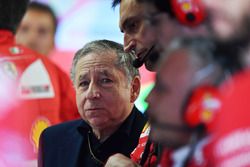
(15, 9, 55, 56)
(119, 0, 158, 70)
(74, 51, 136, 130)
(146, 49, 195, 148)
(118, 0, 203, 71)
(147, 11, 208, 55)
(203, 0, 250, 42)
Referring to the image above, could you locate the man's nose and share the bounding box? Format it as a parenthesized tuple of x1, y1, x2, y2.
(26, 31, 38, 47)
(86, 82, 101, 99)
(123, 33, 136, 53)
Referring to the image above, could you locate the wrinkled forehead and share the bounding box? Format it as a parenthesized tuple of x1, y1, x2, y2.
(74, 54, 127, 84)
(77, 67, 115, 81)
(76, 52, 116, 69)
(74, 52, 124, 77)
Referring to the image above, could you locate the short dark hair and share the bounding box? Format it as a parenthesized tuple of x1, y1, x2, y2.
(0, 0, 30, 33)
(28, 1, 58, 33)
(137, 0, 173, 16)
(112, 0, 121, 8)
(112, 0, 174, 17)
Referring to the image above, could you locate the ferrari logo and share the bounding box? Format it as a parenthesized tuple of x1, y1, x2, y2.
(2, 61, 18, 79)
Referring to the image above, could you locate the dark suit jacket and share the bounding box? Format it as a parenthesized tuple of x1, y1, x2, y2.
(38, 107, 147, 167)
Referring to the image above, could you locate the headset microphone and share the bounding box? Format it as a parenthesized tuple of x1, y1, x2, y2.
(132, 45, 156, 68)
(133, 57, 144, 68)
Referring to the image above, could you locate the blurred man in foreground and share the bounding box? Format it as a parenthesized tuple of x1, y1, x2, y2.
(105, 37, 224, 167)
(202, 0, 250, 166)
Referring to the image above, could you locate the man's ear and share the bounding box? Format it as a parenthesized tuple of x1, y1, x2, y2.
(130, 76, 141, 103)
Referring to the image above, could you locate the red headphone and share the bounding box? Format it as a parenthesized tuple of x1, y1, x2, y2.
(171, 0, 206, 26)
(183, 86, 221, 132)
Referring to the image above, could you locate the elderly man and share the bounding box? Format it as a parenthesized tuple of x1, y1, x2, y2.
(38, 40, 147, 167)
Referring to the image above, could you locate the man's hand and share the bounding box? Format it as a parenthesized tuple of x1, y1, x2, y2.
(105, 153, 140, 167)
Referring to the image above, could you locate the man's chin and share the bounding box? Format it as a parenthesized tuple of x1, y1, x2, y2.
(149, 127, 168, 145)
(88, 118, 108, 128)
(149, 129, 183, 149)
(145, 60, 156, 71)
(144, 49, 160, 72)
(213, 30, 235, 43)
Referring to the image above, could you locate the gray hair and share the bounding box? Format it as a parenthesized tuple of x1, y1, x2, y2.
(161, 37, 222, 86)
(70, 39, 139, 85)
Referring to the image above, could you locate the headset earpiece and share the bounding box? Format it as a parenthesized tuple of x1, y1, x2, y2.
(171, 0, 206, 26)
(184, 86, 221, 132)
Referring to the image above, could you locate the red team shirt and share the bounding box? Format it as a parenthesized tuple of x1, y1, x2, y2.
(207, 70, 250, 167)
(0, 30, 79, 166)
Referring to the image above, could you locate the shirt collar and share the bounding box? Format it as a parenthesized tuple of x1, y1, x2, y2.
(117, 106, 139, 136)
(77, 120, 91, 135)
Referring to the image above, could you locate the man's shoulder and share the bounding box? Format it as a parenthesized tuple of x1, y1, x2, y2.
(128, 107, 148, 138)
(221, 69, 250, 92)
(132, 107, 148, 125)
(42, 119, 83, 140)
(15, 44, 69, 77)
